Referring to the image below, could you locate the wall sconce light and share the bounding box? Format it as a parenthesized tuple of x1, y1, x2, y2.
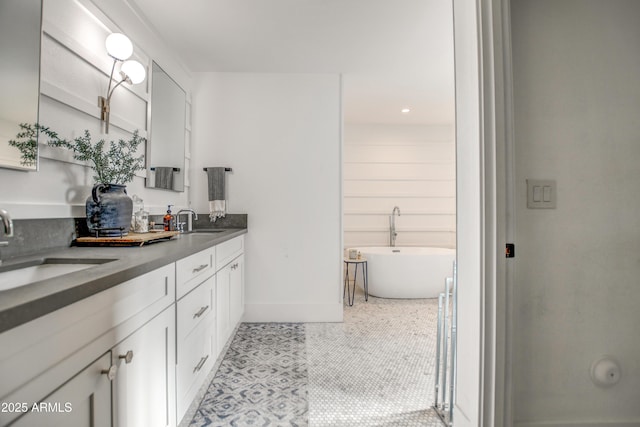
(99, 33, 146, 133)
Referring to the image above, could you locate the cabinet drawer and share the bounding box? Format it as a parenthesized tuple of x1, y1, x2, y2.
(215, 235, 244, 271)
(176, 246, 215, 298)
(176, 317, 214, 420)
(177, 275, 214, 341)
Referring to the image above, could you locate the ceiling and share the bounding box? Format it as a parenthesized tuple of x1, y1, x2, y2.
(129, 0, 455, 125)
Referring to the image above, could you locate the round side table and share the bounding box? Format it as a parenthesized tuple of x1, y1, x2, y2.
(343, 257, 368, 306)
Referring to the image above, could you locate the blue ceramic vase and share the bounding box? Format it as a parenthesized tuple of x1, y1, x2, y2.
(86, 184, 133, 237)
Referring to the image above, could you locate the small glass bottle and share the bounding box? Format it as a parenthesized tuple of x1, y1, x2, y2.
(163, 205, 174, 231)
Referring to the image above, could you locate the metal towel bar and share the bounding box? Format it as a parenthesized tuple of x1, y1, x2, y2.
(150, 167, 180, 171)
(434, 261, 457, 426)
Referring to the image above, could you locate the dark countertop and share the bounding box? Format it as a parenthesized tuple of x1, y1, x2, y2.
(0, 228, 247, 334)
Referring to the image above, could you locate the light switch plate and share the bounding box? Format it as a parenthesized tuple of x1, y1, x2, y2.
(527, 179, 556, 209)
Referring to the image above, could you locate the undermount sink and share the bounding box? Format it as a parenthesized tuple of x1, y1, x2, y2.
(0, 258, 116, 292)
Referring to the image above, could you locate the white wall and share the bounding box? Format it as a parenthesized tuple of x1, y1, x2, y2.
(511, 1, 640, 425)
(343, 124, 455, 249)
(191, 72, 343, 322)
(452, 0, 483, 425)
(0, 0, 192, 219)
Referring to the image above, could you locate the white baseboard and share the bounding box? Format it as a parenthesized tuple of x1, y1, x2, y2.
(243, 303, 343, 323)
(516, 421, 640, 427)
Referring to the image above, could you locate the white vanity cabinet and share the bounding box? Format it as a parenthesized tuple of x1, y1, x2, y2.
(0, 232, 246, 427)
(0, 264, 175, 427)
(175, 234, 245, 424)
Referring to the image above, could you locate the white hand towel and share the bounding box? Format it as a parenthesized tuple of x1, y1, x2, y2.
(209, 200, 226, 222)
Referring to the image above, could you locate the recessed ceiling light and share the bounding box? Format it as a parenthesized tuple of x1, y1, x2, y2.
(401, 108, 411, 114)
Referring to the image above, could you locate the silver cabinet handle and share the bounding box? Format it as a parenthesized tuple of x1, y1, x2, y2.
(192, 263, 209, 273)
(119, 350, 134, 364)
(193, 355, 209, 373)
(101, 365, 117, 381)
(193, 305, 209, 319)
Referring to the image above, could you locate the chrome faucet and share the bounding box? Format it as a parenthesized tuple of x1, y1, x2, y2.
(0, 209, 13, 264)
(176, 209, 198, 232)
(389, 206, 400, 247)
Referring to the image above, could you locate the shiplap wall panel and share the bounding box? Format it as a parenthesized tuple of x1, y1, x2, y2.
(343, 163, 455, 181)
(0, 0, 193, 219)
(395, 231, 455, 247)
(344, 179, 455, 197)
(343, 213, 456, 230)
(344, 124, 456, 248)
(348, 231, 455, 248)
(38, 95, 136, 165)
(344, 196, 455, 214)
(40, 7, 149, 137)
(344, 143, 455, 163)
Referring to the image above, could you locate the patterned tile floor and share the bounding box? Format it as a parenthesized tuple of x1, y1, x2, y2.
(189, 323, 308, 426)
(190, 287, 444, 427)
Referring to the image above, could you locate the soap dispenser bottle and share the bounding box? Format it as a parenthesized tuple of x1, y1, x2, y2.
(163, 205, 174, 231)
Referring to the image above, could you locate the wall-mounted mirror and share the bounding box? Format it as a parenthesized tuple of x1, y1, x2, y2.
(0, 0, 42, 171)
(146, 61, 186, 192)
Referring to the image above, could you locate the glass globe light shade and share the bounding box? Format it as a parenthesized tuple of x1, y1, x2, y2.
(105, 33, 133, 61)
(120, 60, 146, 85)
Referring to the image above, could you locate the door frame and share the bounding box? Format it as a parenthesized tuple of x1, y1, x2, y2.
(452, 0, 514, 425)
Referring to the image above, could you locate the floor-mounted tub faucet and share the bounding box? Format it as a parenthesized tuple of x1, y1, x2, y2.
(389, 206, 401, 247)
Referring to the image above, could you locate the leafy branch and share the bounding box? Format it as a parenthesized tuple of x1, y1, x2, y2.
(7, 124, 38, 167)
(12, 123, 145, 185)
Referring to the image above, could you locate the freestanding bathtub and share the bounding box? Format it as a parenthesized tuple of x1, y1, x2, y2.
(350, 247, 456, 299)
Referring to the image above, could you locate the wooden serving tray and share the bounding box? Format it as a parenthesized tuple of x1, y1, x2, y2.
(75, 231, 180, 247)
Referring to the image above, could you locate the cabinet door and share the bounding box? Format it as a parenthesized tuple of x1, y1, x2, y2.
(229, 254, 244, 326)
(12, 352, 112, 427)
(112, 306, 176, 427)
(216, 266, 231, 356)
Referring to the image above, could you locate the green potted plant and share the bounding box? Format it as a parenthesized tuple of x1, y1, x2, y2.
(11, 123, 145, 236)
